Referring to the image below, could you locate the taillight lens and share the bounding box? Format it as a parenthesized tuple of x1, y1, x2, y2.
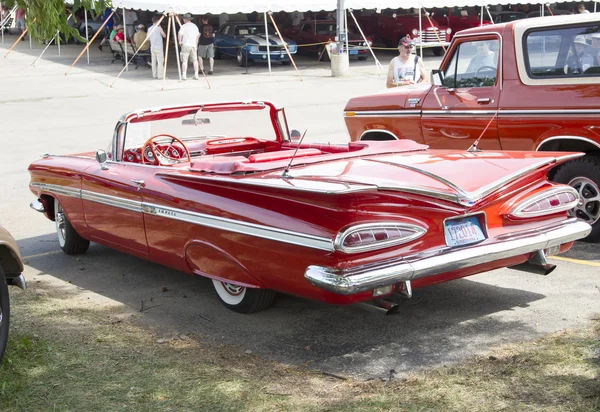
(509, 187, 579, 218)
(335, 223, 426, 253)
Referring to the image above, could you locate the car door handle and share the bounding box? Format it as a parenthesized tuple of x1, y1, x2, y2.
(477, 98, 491, 104)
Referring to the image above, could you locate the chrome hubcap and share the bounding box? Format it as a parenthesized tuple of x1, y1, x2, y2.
(56, 203, 67, 240)
(223, 283, 244, 296)
(569, 177, 600, 224)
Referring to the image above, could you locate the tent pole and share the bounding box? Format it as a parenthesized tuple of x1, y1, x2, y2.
(65, 11, 114, 75)
(348, 9, 383, 74)
(480, 5, 483, 25)
(541, 4, 544, 17)
(486, 7, 493, 24)
(265, 11, 271, 75)
(268, 12, 301, 81)
(418, 6, 423, 60)
(171, 12, 182, 81)
(4, 17, 35, 58)
(344, 8, 349, 59)
(161, 11, 172, 91)
(123, 6, 128, 72)
(1, 6, 17, 45)
(32, 34, 56, 66)
(85, 9, 90, 64)
(57, 29, 61, 55)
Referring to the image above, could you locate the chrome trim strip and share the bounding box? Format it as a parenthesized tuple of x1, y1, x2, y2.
(422, 110, 498, 116)
(305, 219, 591, 295)
(31, 182, 335, 251)
(30, 183, 81, 198)
(142, 202, 334, 251)
(345, 110, 421, 117)
(536, 137, 600, 151)
(502, 109, 600, 115)
(81, 191, 143, 213)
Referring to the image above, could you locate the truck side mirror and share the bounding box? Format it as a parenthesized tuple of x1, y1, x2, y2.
(431, 69, 444, 86)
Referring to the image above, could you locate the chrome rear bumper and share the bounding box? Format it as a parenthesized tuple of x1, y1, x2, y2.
(304, 219, 591, 295)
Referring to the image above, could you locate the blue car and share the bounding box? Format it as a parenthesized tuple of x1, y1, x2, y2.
(215, 21, 298, 67)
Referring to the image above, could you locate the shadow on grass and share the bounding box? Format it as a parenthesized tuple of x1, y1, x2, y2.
(0, 288, 598, 411)
(15, 232, 564, 380)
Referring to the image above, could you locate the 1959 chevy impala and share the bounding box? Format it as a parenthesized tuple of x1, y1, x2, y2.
(29, 101, 590, 313)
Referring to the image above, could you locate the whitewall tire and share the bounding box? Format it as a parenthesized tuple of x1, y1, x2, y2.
(212, 280, 275, 313)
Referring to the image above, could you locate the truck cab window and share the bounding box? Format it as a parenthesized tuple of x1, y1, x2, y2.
(443, 39, 499, 88)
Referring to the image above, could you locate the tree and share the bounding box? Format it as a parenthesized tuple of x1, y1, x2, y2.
(5, 0, 112, 42)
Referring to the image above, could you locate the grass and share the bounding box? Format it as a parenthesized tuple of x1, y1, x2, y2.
(0, 285, 598, 411)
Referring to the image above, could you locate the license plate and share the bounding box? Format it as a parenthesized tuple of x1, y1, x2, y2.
(444, 216, 486, 247)
(349, 49, 358, 55)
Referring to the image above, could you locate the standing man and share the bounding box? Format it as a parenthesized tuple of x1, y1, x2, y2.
(147, 15, 166, 79)
(124, 8, 138, 41)
(15, 6, 25, 40)
(386, 36, 427, 88)
(178, 13, 200, 80)
(198, 16, 215, 75)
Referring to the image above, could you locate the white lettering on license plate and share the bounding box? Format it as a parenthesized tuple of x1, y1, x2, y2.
(444, 216, 486, 247)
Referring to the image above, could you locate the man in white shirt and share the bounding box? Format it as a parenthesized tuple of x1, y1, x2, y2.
(147, 15, 166, 79)
(178, 13, 200, 80)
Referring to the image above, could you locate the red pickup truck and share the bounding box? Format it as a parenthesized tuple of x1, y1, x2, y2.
(344, 14, 600, 240)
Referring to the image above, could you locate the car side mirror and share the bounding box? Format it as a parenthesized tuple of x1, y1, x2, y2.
(431, 69, 445, 86)
(96, 149, 107, 164)
(290, 129, 302, 141)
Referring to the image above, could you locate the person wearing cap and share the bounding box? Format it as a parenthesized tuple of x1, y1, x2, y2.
(565, 35, 594, 74)
(466, 40, 497, 74)
(133, 24, 150, 52)
(178, 13, 200, 80)
(148, 15, 167, 80)
(589, 33, 600, 66)
(386, 36, 427, 88)
(113, 25, 126, 43)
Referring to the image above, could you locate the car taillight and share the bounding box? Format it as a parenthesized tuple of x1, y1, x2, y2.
(335, 222, 426, 253)
(508, 187, 579, 218)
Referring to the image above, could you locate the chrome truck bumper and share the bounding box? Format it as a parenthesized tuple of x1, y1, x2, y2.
(304, 219, 591, 295)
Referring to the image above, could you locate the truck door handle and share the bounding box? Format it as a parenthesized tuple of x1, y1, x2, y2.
(477, 98, 491, 104)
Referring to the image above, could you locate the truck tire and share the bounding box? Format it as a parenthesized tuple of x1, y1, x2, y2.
(55, 198, 90, 254)
(552, 156, 600, 242)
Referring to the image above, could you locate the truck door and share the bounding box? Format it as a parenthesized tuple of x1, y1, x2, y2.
(421, 35, 502, 150)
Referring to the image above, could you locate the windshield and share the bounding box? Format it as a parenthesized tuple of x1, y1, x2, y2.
(235, 24, 276, 36)
(124, 105, 279, 150)
(315, 23, 335, 35)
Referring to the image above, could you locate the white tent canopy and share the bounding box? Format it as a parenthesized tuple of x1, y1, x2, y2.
(114, 0, 500, 13)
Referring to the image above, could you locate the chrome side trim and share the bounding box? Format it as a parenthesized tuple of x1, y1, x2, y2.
(142, 202, 334, 251)
(502, 109, 600, 116)
(536, 136, 600, 151)
(509, 186, 580, 218)
(30, 183, 81, 198)
(305, 219, 591, 295)
(345, 110, 421, 117)
(422, 110, 499, 116)
(81, 191, 143, 213)
(32, 183, 334, 252)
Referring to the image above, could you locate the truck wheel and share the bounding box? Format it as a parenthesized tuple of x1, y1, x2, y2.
(432, 47, 444, 57)
(236, 49, 247, 67)
(357, 56, 368, 61)
(55, 198, 90, 254)
(553, 156, 600, 242)
(212, 280, 275, 313)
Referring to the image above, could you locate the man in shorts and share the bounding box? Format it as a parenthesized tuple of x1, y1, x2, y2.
(198, 16, 215, 75)
(178, 13, 200, 80)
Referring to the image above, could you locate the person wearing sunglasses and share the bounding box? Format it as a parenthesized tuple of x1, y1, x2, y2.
(386, 36, 427, 88)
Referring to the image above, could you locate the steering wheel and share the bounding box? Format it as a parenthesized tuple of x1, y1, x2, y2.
(141, 134, 191, 166)
(475, 65, 496, 78)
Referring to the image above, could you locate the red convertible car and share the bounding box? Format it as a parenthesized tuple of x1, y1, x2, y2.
(29, 101, 590, 313)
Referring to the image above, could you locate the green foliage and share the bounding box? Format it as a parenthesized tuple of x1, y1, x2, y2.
(4, 0, 112, 42)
